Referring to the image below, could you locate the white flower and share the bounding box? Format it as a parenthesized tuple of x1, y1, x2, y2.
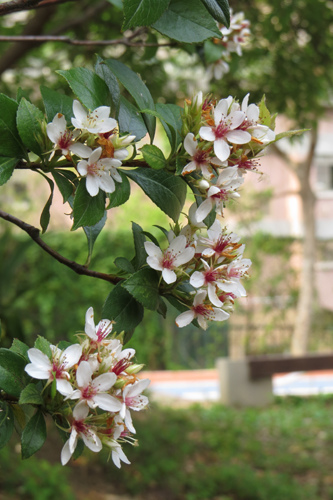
(111, 445, 131, 469)
(77, 147, 122, 197)
(240, 94, 275, 143)
(144, 235, 195, 284)
(119, 379, 150, 434)
(70, 361, 122, 412)
(181, 133, 223, 179)
(197, 220, 243, 263)
(84, 306, 113, 345)
(207, 59, 230, 80)
(71, 100, 117, 134)
(46, 113, 91, 158)
(175, 290, 229, 330)
(195, 167, 244, 222)
(61, 401, 102, 465)
(199, 98, 250, 162)
(25, 344, 82, 397)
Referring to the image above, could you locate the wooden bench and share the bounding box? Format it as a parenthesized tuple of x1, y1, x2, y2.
(216, 353, 333, 407)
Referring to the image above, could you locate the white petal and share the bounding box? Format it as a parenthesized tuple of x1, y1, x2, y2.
(98, 173, 115, 194)
(72, 100, 87, 123)
(246, 103, 259, 122)
(61, 439, 73, 466)
(86, 175, 100, 197)
(25, 364, 49, 380)
(69, 142, 92, 158)
(195, 198, 213, 222)
(91, 372, 117, 392)
(162, 268, 177, 284)
(226, 129, 251, 144)
(27, 348, 51, 369)
(175, 310, 195, 328)
(61, 344, 82, 369)
(228, 110, 245, 129)
(168, 235, 187, 255)
(73, 400, 90, 420)
(146, 256, 163, 271)
(193, 289, 207, 306)
(93, 393, 122, 412)
(81, 430, 102, 453)
(197, 315, 208, 330)
(181, 161, 197, 176)
(124, 409, 136, 434)
(112, 446, 131, 468)
(207, 282, 223, 307)
(76, 361, 92, 388)
(174, 246, 195, 267)
(89, 147, 102, 164)
(126, 379, 150, 398)
(214, 138, 230, 162)
(184, 133, 197, 156)
(77, 160, 88, 176)
(85, 306, 96, 339)
(144, 241, 162, 259)
(56, 379, 74, 397)
(209, 308, 230, 321)
(214, 99, 229, 125)
(190, 271, 205, 288)
(199, 126, 215, 142)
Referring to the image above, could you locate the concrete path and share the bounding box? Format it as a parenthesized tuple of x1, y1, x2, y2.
(141, 369, 333, 402)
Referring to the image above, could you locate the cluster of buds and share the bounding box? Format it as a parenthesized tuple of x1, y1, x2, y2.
(46, 100, 136, 197)
(24, 307, 149, 467)
(208, 10, 251, 80)
(143, 91, 276, 330)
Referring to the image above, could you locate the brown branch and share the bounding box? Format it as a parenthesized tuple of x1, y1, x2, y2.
(0, 0, 74, 15)
(0, 35, 175, 47)
(0, 209, 123, 285)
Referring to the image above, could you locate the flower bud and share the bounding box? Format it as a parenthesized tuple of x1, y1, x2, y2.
(126, 364, 144, 375)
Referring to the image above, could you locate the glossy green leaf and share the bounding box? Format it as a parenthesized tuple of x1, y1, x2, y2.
(57, 68, 111, 110)
(142, 103, 182, 150)
(200, 0, 230, 26)
(83, 212, 107, 264)
(95, 56, 120, 112)
(52, 169, 77, 203)
(102, 282, 144, 334)
(107, 169, 131, 209)
(114, 257, 135, 274)
(72, 179, 106, 230)
(10, 339, 29, 361)
(39, 174, 54, 234)
(104, 59, 155, 140)
(123, 0, 170, 30)
(131, 222, 147, 270)
(0, 401, 14, 449)
(0, 94, 26, 158)
(118, 96, 148, 141)
(125, 167, 187, 222)
(0, 157, 19, 186)
(34, 336, 52, 358)
(16, 98, 45, 156)
(122, 267, 160, 310)
(41, 86, 74, 124)
(0, 348, 27, 397)
(152, 0, 221, 43)
(19, 384, 43, 406)
(21, 410, 47, 459)
(141, 144, 166, 170)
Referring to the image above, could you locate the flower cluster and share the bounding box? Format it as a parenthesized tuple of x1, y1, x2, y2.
(207, 10, 250, 80)
(25, 307, 149, 468)
(143, 92, 276, 331)
(46, 100, 136, 197)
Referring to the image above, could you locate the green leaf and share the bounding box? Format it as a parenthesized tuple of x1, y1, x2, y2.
(21, 410, 47, 459)
(57, 68, 111, 110)
(131, 222, 147, 270)
(0, 157, 19, 186)
(10, 339, 29, 360)
(0, 401, 14, 449)
(107, 169, 130, 209)
(16, 99, 45, 156)
(152, 0, 221, 43)
(52, 169, 77, 203)
(104, 59, 155, 140)
(72, 179, 106, 231)
(142, 103, 183, 151)
(141, 144, 166, 170)
(19, 384, 43, 406)
(125, 168, 187, 222)
(95, 56, 120, 112)
(157, 296, 167, 318)
(118, 96, 148, 141)
(274, 129, 308, 142)
(83, 212, 107, 264)
(0, 349, 27, 397)
(0, 94, 26, 158)
(102, 282, 144, 334)
(122, 268, 160, 310)
(123, 0, 170, 30)
(16, 87, 31, 103)
(34, 336, 52, 359)
(39, 174, 54, 234)
(204, 40, 223, 63)
(40, 86, 74, 124)
(259, 96, 271, 128)
(114, 257, 135, 274)
(200, 0, 230, 26)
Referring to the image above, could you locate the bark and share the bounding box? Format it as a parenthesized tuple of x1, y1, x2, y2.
(291, 127, 318, 355)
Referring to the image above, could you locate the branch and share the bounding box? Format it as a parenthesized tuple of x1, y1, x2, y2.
(0, 35, 175, 47)
(0, 0, 74, 15)
(0, 210, 123, 285)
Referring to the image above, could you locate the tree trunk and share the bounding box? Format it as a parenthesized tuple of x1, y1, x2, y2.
(291, 128, 318, 355)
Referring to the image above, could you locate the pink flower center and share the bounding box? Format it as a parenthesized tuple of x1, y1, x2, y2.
(112, 358, 131, 376)
(193, 149, 208, 165)
(214, 121, 230, 139)
(213, 236, 230, 254)
(81, 384, 97, 400)
(58, 130, 73, 150)
(203, 267, 218, 283)
(51, 361, 66, 379)
(87, 162, 99, 176)
(74, 420, 87, 434)
(211, 188, 228, 200)
(162, 252, 175, 269)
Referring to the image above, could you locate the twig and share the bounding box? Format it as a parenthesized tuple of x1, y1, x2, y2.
(0, 0, 74, 15)
(0, 35, 175, 47)
(0, 209, 123, 285)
